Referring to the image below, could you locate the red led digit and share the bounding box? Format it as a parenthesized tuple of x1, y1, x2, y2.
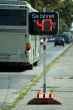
(36, 19, 53, 32)
(36, 19, 44, 31)
(45, 19, 53, 32)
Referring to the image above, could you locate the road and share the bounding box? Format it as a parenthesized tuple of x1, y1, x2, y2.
(0, 42, 71, 109)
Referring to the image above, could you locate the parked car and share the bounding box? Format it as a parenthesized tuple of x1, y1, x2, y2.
(40, 38, 43, 44)
(40, 36, 48, 44)
(54, 37, 65, 46)
(48, 37, 55, 42)
(61, 34, 71, 43)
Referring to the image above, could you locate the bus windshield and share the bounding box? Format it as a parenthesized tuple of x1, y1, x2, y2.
(0, 9, 27, 26)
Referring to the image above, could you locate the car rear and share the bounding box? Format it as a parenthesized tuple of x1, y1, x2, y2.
(54, 37, 65, 46)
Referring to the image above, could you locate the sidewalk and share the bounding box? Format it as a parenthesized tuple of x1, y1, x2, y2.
(12, 44, 73, 110)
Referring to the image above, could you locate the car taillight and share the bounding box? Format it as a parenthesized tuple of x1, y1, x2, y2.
(26, 42, 31, 51)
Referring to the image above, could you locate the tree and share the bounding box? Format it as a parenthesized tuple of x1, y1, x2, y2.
(26, 0, 73, 30)
(26, 0, 43, 11)
(59, 0, 73, 28)
(43, 0, 59, 11)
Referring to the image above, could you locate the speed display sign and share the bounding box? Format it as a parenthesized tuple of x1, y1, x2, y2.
(29, 12, 59, 35)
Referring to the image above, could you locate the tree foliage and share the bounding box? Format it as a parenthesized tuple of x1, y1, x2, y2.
(59, 0, 73, 27)
(26, 0, 73, 30)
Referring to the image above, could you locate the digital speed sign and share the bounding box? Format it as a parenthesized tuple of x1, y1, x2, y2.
(29, 12, 59, 35)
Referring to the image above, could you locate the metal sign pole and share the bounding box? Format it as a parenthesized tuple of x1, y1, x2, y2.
(43, 8, 46, 93)
(43, 35, 46, 93)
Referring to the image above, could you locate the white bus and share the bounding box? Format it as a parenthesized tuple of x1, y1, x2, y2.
(0, 0, 40, 69)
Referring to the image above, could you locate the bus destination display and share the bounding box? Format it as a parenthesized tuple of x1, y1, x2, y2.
(29, 12, 59, 35)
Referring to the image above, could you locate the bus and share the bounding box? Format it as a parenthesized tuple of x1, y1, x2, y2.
(0, 0, 40, 69)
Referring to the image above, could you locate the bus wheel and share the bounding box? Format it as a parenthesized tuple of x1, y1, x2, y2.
(34, 61, 38, 66)
(28, 64, 33, 70)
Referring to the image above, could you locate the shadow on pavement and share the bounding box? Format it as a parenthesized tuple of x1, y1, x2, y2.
(0, 64, 26, 72)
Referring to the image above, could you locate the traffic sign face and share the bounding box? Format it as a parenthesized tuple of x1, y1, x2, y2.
(29, 12, 59, 35)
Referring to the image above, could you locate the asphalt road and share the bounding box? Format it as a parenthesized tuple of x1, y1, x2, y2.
(0, 42, 71, 110)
